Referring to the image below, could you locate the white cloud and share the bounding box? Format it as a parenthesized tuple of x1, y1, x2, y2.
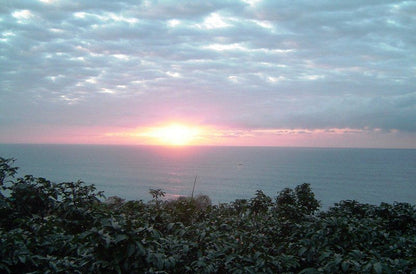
(12, 10, 34, 23)
(38, 0, 56, 4)
(199, 13, 231, 29)
(241, 0, 262, 8)
(166, 71, 181, 78)
(301, 75, 325, 81)
(228, 75, 240, 83)
(167, 19, 181, 27)
(100, 88, 116, 94)
(267, 76, 285, 83)
(203, 43, 294, 54)
(251, 19, 273, 30)
(112, 54, 130, 61)
(204, 43, 246, 51)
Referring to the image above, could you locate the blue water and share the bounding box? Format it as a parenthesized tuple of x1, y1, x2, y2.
(0, 144, 415, 208)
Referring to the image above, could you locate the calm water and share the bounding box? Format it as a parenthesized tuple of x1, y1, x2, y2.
(0, 144, 415, 208)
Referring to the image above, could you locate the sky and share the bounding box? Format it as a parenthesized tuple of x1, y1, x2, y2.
(0, 0, 415, 148)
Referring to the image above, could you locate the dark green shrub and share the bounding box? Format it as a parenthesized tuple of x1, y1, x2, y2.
(295, 183, 320, 215)
(0, 157, 18, 186)
(1, 157, 415, 273)
(276, 183, 320, 221)
(249, 190, 272, 214)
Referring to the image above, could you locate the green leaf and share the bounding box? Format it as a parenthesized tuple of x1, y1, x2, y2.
(373, 262, 383, 274)
(298, 247, 307, 256)
(114, 234, 128, 243)
(318, 251, 331, 262)
(127, 243, 135, 257)
(18, 255, 26, 264)
(349, 250, 363, 259)
(136, 242, 146, 256)
(341, 261, 349, 272)
(299, 267, 320, 274)
(225, 255, 235, 264)
(200, 230, 206, 239)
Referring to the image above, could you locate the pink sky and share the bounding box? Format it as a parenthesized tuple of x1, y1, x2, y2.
(2, 123, 415, 148)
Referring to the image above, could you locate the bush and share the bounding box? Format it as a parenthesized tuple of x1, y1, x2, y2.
(1, 157, 415, 273)
(275, 183, 320, 221)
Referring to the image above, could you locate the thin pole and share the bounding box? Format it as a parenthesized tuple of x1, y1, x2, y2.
(191, 175, 197, 199)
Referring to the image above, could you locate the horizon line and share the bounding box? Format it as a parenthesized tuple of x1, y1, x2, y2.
(1, 142, 415, 150)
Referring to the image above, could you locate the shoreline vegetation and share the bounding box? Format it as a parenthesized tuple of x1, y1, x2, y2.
(1, 157, 415, 273)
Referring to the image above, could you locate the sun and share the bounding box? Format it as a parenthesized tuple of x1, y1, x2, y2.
(146, 124, 201, 146)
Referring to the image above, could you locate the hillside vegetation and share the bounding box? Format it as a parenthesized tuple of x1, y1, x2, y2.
(1, 157, 415, 273)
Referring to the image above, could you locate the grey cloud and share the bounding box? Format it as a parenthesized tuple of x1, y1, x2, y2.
(1, 0, 415, 142)
(220, 92, 416, 132)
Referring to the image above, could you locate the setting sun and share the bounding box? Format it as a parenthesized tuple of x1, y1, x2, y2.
(145, 124, 201, 146)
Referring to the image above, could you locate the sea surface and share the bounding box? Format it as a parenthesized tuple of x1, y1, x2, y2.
(0, 144, 415, 208)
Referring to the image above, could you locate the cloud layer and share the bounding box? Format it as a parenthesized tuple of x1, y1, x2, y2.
(1, 0, 415, 146)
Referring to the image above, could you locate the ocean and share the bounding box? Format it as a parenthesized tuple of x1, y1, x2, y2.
(0, 144, 415, 208)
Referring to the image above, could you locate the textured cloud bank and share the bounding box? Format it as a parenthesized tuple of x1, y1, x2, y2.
(1, 0, 415, 147)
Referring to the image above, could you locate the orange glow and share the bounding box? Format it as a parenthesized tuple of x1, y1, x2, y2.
(143, 124, 202, 146)
(102, 126, 403, 148)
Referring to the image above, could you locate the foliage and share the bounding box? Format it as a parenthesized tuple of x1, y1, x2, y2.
(275, 183, 320, 221)
(1, 157, 415, 273)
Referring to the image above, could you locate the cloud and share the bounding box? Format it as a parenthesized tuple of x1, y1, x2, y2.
(0, 0, 415, 146)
